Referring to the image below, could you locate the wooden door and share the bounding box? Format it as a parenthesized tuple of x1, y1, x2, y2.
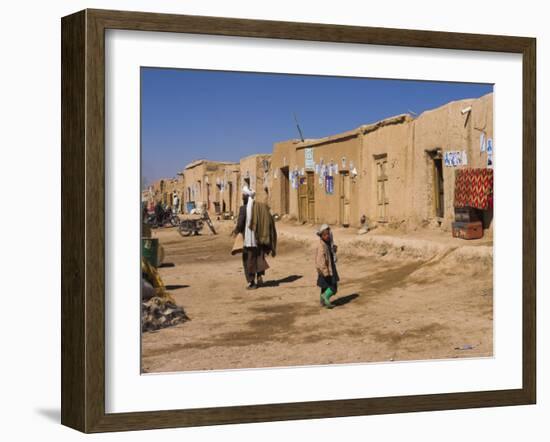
(298, 176, 307, 222)
(306, 172, 315, 222)
(339, 172, 351, 226)
(375, 155, 389, 222)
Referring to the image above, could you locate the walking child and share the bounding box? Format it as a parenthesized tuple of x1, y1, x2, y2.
(315, 224, 340, 308)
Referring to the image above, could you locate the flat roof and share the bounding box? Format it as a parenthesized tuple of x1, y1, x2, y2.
(239, 153, 271, 161)
(295, 113, 412, 150)
(184, 159, 239, 170)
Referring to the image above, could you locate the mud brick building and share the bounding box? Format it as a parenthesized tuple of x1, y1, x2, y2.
(239, 154, 272, 205)
(215, 163, 241, 217)
(144, 177, 182, 210)
(269, 92, 494, 231)
(180, 160, 241, 215)
(269, 115, 411, 227)
(145, 93, 493, 231)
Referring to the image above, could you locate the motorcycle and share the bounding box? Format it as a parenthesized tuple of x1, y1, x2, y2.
(146, 208, 180, 228)
(177, 210, 217, 237)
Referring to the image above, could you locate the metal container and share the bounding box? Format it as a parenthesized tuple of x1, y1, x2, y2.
(141, 237, 159, 267)
(451, 221, 483, 240)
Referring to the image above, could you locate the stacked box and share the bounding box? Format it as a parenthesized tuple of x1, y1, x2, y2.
(451, 221, 483, 240)
(454, 207, 481, 223)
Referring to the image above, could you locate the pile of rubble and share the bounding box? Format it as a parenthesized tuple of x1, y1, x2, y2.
(141, 256, 189, 333)
(142, 296, 189, 332)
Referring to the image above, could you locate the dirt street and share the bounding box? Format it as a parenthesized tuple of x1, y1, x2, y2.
(141, 221, 493, 373)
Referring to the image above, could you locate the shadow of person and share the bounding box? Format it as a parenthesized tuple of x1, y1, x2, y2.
(260, 274, 303, 287)
(158, 262, 175, 268)
(332, 293, 360, 307)
(165, 284, 190, 290)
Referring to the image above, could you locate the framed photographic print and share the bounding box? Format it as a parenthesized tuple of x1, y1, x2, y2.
(61, 9, 536, 433)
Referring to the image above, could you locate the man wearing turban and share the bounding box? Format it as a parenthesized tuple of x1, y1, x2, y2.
(233, 185, 269, 289)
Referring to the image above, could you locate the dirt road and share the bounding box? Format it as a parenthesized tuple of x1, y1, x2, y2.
(141, 222, 493, 373)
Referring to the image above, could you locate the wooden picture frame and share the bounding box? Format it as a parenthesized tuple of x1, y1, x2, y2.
(61, 9, 536, 433)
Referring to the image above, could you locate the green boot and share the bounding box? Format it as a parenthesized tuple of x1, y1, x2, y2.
(321, 287, 335, 308)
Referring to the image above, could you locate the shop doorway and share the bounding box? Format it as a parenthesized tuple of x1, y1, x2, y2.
(298, 172, 315, 223)
(228, 181, 233, 214)
(428, 149, 444, 218)
(306, 171, 315, 223)
(280, 167, 289, 215)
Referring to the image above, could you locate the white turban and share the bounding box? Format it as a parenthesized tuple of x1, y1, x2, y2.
(316, 223, 330, 236)
(242, 186, 256, 198)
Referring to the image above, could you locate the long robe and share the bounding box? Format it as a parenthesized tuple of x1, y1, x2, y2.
(244, 197, 257, 248)
(235, 203, 269, 283)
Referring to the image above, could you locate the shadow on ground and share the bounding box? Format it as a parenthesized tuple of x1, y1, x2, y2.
(260, 274, 303, 287)
(159, 262, 175, 268)
(332, 293, 360, 307)
(165, 284, 190, 290)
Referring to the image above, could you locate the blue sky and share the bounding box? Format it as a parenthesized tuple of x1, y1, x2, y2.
(141, 68, 492, 183)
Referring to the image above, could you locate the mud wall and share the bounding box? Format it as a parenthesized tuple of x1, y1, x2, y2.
(147, 93, 494, 230)
(270, 140, 299, 216)
(239, 154, 272, 205)
(360, 119, 413, 227)
(181, 163, 207, 211)
(411, 93, 493, 230)
(182, 161, 241, 214)
(296, 135, 362, 226)
(217, 165, 240, 216)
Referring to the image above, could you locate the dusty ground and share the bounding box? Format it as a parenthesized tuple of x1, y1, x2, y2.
(141, 221, 493, 373)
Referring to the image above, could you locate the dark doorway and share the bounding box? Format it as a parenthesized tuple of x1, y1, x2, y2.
(228, 182, 233, 213)
(434, 157, 444, 218)
(428, 149, 444, 218)
(281, 167, 290, 215)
